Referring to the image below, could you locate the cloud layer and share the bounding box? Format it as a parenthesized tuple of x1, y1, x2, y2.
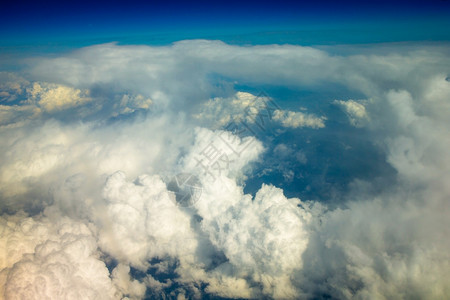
(1, 40, 449, 299)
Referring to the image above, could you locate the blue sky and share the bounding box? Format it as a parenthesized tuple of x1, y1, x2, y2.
(2, 0, 450, 48)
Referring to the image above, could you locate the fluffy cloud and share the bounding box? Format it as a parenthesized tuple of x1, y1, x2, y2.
(203, 184, 311, 298)
(272, 109, 325, 129)
(296, 83, 450, 298)
(193, 92, 258, 127)
(1, 40, 450, 299)
(98, 171, 197, 269)
(334, 99, 368, 127)
(28, 82, 92, 112)
(0, 212, 118, 300)
(194, 91, 325, 130)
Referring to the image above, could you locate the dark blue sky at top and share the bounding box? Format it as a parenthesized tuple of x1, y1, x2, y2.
(1, 0, 450, 48)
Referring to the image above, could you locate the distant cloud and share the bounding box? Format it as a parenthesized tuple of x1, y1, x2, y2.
(193, 91, 258, 127)
(334, 99, 368, 127)
(272, 109, 325, 129)
(195, 91, 326, 129)
(28, 82, 92, 112)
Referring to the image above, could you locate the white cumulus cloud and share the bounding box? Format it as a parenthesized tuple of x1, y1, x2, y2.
(334, 99, 369, 127)
(0, 40, 449, 299)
